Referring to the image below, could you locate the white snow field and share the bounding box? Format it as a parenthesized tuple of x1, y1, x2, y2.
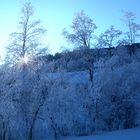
(63, 128, 140, 140)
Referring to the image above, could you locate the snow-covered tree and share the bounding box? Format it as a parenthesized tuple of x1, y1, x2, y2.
(6, 2, 46, 65)
(97, 25, 122, 56)
(63, 10, 97, 49)
(122, 11, 140, 44)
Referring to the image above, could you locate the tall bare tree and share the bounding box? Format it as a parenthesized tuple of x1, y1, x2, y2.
(97, 25, 122, 48)
(97, 25, 122, 56)
(6, 2, 46, 65)
(63, 10, 97, 49)
(122, 11, 140, 44)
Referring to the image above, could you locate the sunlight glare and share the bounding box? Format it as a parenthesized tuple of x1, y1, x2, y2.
(22, 56, 29, 64)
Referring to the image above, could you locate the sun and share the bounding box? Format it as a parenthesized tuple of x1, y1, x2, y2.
(22, 56, 29, 64)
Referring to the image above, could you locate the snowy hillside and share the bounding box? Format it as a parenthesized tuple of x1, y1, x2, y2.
(63, 128, 140, 140)
(0, 44, 140, 139)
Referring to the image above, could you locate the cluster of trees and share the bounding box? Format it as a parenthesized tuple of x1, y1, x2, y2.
(3, 2, 140, 66)
(63, 10, 140, 50)
(0, 44, 140, 139)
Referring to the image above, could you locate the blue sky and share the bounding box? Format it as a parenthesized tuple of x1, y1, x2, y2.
(0, 0, 140, 58)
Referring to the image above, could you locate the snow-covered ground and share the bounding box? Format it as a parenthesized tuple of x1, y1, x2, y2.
(63, 128, 140, 140)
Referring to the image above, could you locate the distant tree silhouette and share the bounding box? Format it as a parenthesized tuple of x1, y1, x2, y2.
(97, 25, 122, 56)
(63, 10, 97, 49)
(122, 11, 140, 44)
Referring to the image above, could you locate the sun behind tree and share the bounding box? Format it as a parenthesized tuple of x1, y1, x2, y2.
(6, 2, 46, 66)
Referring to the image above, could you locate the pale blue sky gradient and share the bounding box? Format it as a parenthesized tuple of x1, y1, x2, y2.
(0, 0, 140, 58)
